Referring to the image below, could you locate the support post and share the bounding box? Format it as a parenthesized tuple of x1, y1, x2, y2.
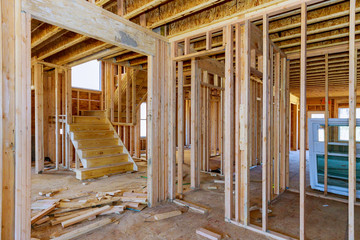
(239, 21, 251, 225)
(299, 3, 307, 240)
(262, 14, 270, 232)
(348, 0, 357, 239)
(55, 68, 60, 170)
(191, 58, 200, 189)
(34, 62, 44, 174)
(224, 24, 234, 221)
(324, 53, 329, 195)
(177, 58, 184, 197)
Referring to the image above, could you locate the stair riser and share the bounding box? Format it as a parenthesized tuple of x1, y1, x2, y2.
(80, 147, 124, 158)
(82, 155, 128, 168)
(76, 139, 119, 149)
(75, 164, 133, 180)
(73, 117, 106, 124)
(69, 125, 110, 131)
(73, 132, 114, 140)
(81, 111, 105, 117)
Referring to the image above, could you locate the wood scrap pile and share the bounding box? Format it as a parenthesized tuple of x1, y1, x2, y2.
(31, 188, 148, 239)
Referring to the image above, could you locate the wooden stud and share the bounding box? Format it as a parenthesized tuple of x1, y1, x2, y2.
(348, 0, 356, 239)
(177, 58, 184, 196)
(280, 57, 287, 191)
(34, 63, 44, 174)
(262, 14, 270, 232)
(274, 52, 280, 195)
(324, 53, 329, 195)
(55, 68, 60, 170)
(299, 3, 307, 240)
(239, 21, 251, 225)
(224, 24, 234, 221)
(191, 58, 200, 189)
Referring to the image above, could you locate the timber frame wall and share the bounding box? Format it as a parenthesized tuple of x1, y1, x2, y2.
(1, 0, 171, 238)
(1, 0, 359, 239)
(168, 0, 357, 239)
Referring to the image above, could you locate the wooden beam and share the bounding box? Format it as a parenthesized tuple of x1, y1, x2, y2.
(34, 63, 44, 174)
(22, 0, 165, 56)
(262, 13, 270, 232)
(348, 0, 357, 239)
(224, 24, 234, 221)
(299, 3, 307, 240)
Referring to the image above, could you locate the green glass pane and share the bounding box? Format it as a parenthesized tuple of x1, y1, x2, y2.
(316, 154, 360, 190)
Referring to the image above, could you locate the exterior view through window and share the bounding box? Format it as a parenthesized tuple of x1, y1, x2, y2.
(140, 102, 146, 137)
(338, 108, 360, 141)
(71, 60, 101, 91)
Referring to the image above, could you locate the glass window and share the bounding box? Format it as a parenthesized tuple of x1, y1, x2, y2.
(71, 60, 101, 91)
(140, 102, 146, 137)
(311, 113, 325, 119)
(318, 128, 324, 142)
(338, 108, 360, 141)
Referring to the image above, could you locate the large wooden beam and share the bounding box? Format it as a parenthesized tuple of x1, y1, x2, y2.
(299, 3, 307, 240)
(348, 0, 357, 239)
(22, 0, 166, 56)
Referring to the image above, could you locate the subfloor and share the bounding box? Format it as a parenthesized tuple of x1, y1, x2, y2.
(31, 151, 359, 240)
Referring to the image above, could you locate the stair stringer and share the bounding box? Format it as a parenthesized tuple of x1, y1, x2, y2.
(104, 117, 138, 171)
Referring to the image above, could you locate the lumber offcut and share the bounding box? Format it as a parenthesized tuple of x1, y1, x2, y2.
(196, 228, 221, 240)
(61, 205, 111, 227)
(173, 199, 208, 214)
(154, 210, 182, 220)
(53, 218, 113, 240)
(31, 204, 57, 225)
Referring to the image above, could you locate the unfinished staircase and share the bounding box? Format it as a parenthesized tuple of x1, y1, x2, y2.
(68, 110, 137, 180)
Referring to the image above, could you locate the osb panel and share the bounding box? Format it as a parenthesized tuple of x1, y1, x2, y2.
(167, 0, 273, 36)
(126, 0, 155, 14)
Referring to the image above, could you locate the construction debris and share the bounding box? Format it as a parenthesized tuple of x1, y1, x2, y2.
(52, 218, 113, 240)
(173, 199, 209, 214)
(154, 210, 182, 220)
(39, 188, 68, 197)
(31, 203, 58, 225)
(196, 228, 222, 240)
(61, 206, 111, 228)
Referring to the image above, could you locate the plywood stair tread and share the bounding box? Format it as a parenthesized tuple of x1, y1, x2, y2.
(78, 145, 122, 151)
(76, 162, 133, 172)
(84, 153, 127, 160)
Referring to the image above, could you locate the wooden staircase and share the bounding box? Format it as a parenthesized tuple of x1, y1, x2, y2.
(67, 110, 137, 180)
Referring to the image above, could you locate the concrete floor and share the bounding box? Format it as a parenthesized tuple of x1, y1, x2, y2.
(31, 151, 359, 240)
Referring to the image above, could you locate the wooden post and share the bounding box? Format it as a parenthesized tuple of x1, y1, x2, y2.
(280, 57, 287, 191)
(118, 65, 122, 123)
(55, 68, 60, 170)
(286, 60, 290, 187)
(224, 24, 234, 221)
(262, 14, 270, 232)
(65, 69, 72, 169)
(135, 109, 141, 158)
(1, 5, 31, 238)
(110, 64, 114, 122)
(274, 52, 280, 195)
(177, 59, 184, 197)
(168, 42, 176, 201)
(299, 3, 307, 240)
(191, 58, 200, 189)
(324, 53, 329, 195)
(239, 21, 251, 225)
(348, 0, 356, 239)
(34, 62, 44, 174)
